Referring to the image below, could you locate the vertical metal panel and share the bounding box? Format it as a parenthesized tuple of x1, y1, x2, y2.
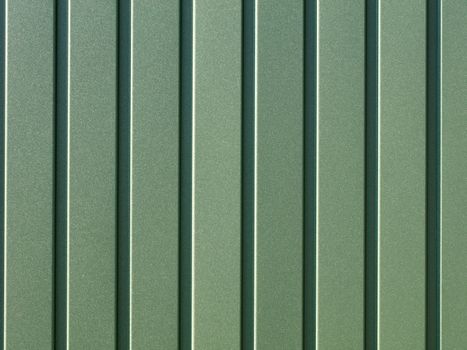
(440, 1, 467, 348)
(315, 1, 365, 349)
(378, 1, 426, 349)
(192, 0, 242, 349)
(56, 0, 117, 348)
(0, 2, 466, 349)
(254, 0, 304, 348)
(68, 0, 117, 345)
(0, 1, 54, 348)
(118, 1, 180, 349)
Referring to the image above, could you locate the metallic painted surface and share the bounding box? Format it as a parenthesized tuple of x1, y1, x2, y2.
(0, 2, 465, 349)
(425, 0, 440, 348)
(440, 2, 467, 348)
(2, 1, 54, 348)
(316, 1, 365, 348)
(378, 1, 426, 348)
(193, 0, 242, 349)
(255, 0, 303, 348)
(56, 1, 118, 348)
(124, 1, 180, 348)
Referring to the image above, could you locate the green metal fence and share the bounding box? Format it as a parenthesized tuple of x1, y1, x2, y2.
(0, 0, 465, 349)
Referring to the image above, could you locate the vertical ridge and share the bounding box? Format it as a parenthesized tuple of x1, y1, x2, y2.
(179, 0, 193, 348)
(365, 0, 379, 349)
(117, 0, 131, 349)
(54, 0, 69, 348)
(303, 0, 317, 349)
(241, 0, 255, 348)
(0, 0, 6, 346)
(426, 0, 441, 349)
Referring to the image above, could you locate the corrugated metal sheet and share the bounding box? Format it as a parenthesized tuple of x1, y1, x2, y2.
(0, 1, 464, 349)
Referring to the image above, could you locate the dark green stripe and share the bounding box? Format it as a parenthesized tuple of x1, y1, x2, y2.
(54, 0, 69, 347)
(426, 0, 441, 349)
(241, 0, 255, 348)
(179, 0, 193, 348)
(303, 0, 317, 349)
(117, 0, 131, 349)
(365, 0, 379, 349)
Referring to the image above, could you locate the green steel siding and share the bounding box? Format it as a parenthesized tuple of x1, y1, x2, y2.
(56, 1, 118, 348)
(255, 0, 304, 348)
(118, 1, 180, 349)
(441, 1, 467, 348)
(192, 0, 242, 349)
(378, 1, 426, 349)
(2, 1, 54, 348)
(316, 1, 365, 348)
(0, 1, 464, 349)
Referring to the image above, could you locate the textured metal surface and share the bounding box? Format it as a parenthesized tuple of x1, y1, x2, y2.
(118, 1, 180, 349)
(440, 1, 467, 348)
(0, 1, 54, 348)
(377, 1, 427, 349)
(192, 0, 242, 349)
(55, 0, 117, 348)
(315, 1, 365, 349)
(0, 1, 465, 349)
(254, 0, 303, 348)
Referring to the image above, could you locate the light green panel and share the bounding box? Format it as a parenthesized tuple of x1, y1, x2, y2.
(193, 0, 242, 348)
(378, 1, 426, 349)
(255, 0, 303, 348)
(316, 1, 365, 348)
(440, 2, 467, 348)
(3, 1, 54, 348)
(67, 1, 117, 348)
(130, 1, 179, 348)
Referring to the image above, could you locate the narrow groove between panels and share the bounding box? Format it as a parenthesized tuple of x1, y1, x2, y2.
(364, 0, 379, 349)
(54, 0, 69, 348)
(303, 0, 317, 349)
(117, 0, 132, 349)
(241, 0, 255, 348)
(179, 0, 194, 348)
(426, 0, 441, 349)
(0, 0, 6, 345)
